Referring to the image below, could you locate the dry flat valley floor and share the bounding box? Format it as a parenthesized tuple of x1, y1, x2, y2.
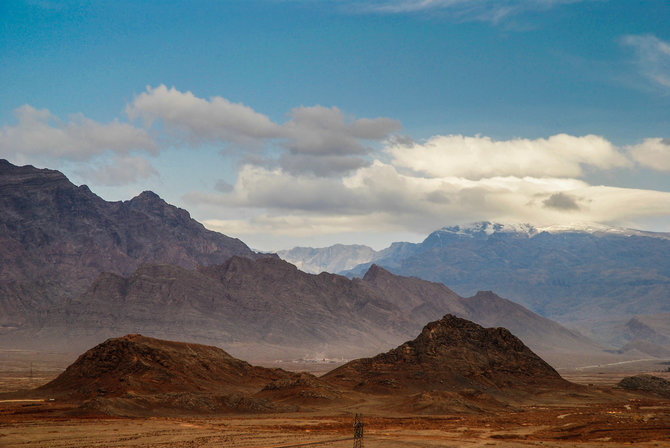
(1, 363, 670, 447)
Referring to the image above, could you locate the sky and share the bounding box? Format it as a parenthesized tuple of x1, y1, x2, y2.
(1, 0, 670, 251)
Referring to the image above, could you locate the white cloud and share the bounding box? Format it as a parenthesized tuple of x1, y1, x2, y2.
(183, 130, 670, 250)
(186, 155, 670, 243)
(126, 85, 282, 145)
(0, 105, 155, 162)
(388, 133, 630, 179)
(621, 34, 670, 90)
(279, 153, 371, 176)
(79, 155, 159, 186)
(127, 86, 400, 175)
(278, 105, 400, 175)
(627, 138, 670, 171)
(282, 105, 400, 155)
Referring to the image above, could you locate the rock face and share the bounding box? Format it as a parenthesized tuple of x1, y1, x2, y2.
(341, 222, 670, 348)
(357, 265, 603, 367)
(21, 257, 606, 364)
(41, 257, 415, 356)
(30, 324, 569, 416)
(323, 314, 569, 396)
(617, 375, 670, 398)
(0, 160, 259, 336)
(39, 334, 289, 399)
(36, 334, 296, 415)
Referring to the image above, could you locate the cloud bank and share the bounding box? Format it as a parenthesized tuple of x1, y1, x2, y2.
(0, 105, 155, 161)
(3, 86, 669, 248)
(0, 105, 157, 186)
(192, 132, 670, 242)
(127, 85, 400, 176)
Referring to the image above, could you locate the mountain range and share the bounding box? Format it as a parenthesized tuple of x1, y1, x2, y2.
(279, 222, 670, 350)
(0, 160, 661, 368)
(0, 159, 259, 335)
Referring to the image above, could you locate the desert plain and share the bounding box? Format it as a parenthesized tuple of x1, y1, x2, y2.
(2, 349, 670, 448)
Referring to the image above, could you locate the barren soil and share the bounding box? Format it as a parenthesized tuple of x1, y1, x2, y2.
(2, 371, 670, 447)
(3, 350, 670, 447)
(2, 400, 670, 447)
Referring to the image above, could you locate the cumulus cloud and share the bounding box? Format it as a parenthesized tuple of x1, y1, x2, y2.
(279, 153, 371, 176)
(214, 179, 234, 193)
(188, 157, 670, 238)
(621, 34, 670, 89)
(0, 105, 155, 161)
(627, 138, 670, 171)
(126, 85, 282, 145)
(282, 105, 400, 155)
(126, 86, 399, 175)
(186, 131, 670, 246)
(542, 192, 581, 210)
(79, 155, 159, 186)
(388, 133, 630, 179)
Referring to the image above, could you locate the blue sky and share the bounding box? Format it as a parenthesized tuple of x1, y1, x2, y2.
(2, 0, 670, 250)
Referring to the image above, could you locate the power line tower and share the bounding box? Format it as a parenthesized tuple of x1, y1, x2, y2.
(353, 413, 364, 448)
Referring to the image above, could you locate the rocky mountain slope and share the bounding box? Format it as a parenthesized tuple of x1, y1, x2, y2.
(358, 265, 602, 365)
(0, 162, 641, 366)
(0, 160, 259, 334)
(12, 256, 613, 369)
(335, 222, 670, 348)
(322, 314, 571, 409)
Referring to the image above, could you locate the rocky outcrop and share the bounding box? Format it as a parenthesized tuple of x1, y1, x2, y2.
(323, 314, 569, 396)
(617, 375, 670, 398)
(35, 334, 297, 415)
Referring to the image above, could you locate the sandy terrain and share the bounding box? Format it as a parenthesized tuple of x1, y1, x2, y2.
(2, 369, 670, 448)
(2, 351, 670, 448)
(2, 400, 670, 447)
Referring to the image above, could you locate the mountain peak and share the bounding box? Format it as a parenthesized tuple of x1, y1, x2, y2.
(324, 314, 567, 395)
(128, 190, 165, 205)
(362, 263, 393, 281)
(0, 158, 69, 187)
(437, 222, 538, 238)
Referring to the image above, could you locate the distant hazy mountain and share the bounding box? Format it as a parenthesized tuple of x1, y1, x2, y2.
(277, 244, 376, 274)
(0, 159, 260, 333)
(9, 254, 623, 368)
(337, 222, 670, 348)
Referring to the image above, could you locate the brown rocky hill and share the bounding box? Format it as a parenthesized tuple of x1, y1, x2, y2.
(617, 375, 670, 398)
(0, 160, 259, 340)
(35, 334, 299, 415)
(322, 314, 570, 398)
(39, 334, 289, 399)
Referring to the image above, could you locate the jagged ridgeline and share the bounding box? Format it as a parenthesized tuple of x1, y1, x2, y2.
(0, 159, 260, 339)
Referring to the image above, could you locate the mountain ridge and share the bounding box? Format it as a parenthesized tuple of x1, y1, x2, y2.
(0, 159, 261, 332)
(280, 222, 670, 349)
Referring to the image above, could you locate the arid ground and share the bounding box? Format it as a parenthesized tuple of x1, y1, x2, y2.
(2, 352, 669, 448)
